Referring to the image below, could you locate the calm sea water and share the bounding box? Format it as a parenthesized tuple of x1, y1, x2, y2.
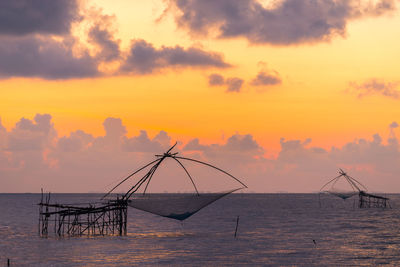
(1, 193, 400, 266)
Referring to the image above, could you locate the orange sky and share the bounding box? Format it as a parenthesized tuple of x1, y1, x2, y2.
(1, 0, 400, 192)
(1, 1, 399, 155)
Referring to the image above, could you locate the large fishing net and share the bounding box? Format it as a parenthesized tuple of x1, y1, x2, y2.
(128, 189, 239, 220)
(103, 143, 247, 220)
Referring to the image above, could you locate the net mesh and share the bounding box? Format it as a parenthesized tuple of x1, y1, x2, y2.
(327, 191, 358, 200)
(128, 189, 238, 220)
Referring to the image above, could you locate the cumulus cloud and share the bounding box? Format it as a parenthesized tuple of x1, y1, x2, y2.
(120, 40, 230, 74)
(348, 79, 400, 99)
(123, 130, 172, 153)
(6, 114, 56, 151)
(208, 73, 244, 92)
(0, 118, 6, 149)
(169, 0, 397, 45)
(57, 130, 94, 152)
(184, 134, 265, 163)
(389, 121, 398, 139)
(0, 0, 80, 35)
(0, 118, 5, 132)
(250, 71, 282, 87)
(2, 114, 400, 193)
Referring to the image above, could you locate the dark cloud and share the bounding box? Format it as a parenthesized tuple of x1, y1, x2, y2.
(208, 73, 225, 86)
(348, 79, 400, 99)
(208, 73, 244, 92)
(121, 39, 230, 74)
(0, 36, 99, 79)
(390, 121, 399, 129)
(0, 2, 233, 80)
(170, 0, 396, 45)
(0, 0, 80, 35)
(0, 0, 99, 79)
(87, 12, 121, 62)
(250, 71, 281, 86)
(88, 24, 120, 62)
(226, 77, 244, 92)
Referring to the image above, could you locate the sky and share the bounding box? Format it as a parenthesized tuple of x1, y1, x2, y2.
(1, 0, 400, 193)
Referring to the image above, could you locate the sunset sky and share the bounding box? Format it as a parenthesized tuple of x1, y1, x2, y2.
(1, 0, 400, 193)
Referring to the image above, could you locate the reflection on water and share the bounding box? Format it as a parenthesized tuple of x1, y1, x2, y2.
(1, 193, 400, 266)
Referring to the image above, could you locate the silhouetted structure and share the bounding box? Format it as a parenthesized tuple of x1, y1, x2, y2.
(358, 191, 390, 208)
(103, 142, 247, 221)
(319, 169, 390, 209)
(39, 192, 127, 237)
(38, 143, 246, 237)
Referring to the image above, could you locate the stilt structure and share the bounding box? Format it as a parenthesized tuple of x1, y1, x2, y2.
(358, 191, 391, 208)
(319, 169, 390, 209)
(38, 192, 127, 237)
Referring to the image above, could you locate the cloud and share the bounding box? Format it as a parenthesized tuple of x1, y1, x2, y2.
(0, 118, 6, 149)
(169, 0, 396, 45)
(0, 0, 80, 36)
(2, 113, 400, 193)
(0, 2, 233, 79)
(208, 73, 225, 86)
(57, 130, 94, 152)
(390, 121, 398, 129)
(123, 130, 166, 153)
(348, 79, 400, 99)
(88, 24, 120, 62)
(389, 121, 398, 138)
(120, 39, 230, 74)
(184, 134, 265, 163)
(87, 12, 121, 63)
(250, 71, 282, 86)
(0, 118, 5, 132)
(226, 77, 244, 92)
(0, 36, 99, 79)
(6, 114, 57, 151)
(208, 73, 244, 92)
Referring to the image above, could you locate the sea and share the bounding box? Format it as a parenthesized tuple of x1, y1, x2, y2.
(1, 193, 400, 266)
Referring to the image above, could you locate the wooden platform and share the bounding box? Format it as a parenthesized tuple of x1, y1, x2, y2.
(38, 193, 127, 237)
(358, 191, 391, 209)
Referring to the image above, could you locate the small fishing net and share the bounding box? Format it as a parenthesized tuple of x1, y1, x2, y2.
(319, 169, 367, 200)
(103, 143, 246, 220)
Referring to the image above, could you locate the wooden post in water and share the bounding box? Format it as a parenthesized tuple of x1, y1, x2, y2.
(234, 216, 240, 238)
